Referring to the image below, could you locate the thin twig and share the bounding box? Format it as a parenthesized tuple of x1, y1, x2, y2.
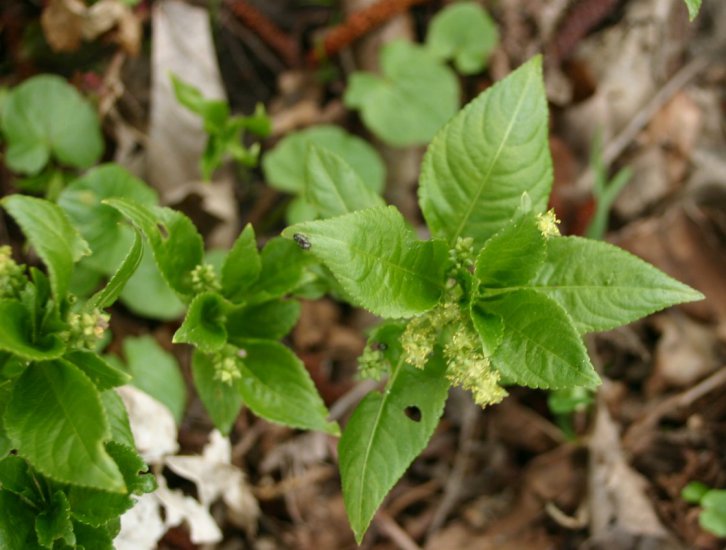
(375, 509, 423, 550)
(308, 0, 433, 64)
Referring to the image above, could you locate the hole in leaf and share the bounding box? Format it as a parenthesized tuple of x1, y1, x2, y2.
(157, 223, 169, 239)
(404, 406, 422, 422)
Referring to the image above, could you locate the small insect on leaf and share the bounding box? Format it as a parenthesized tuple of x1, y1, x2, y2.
(293, 233, 312, 250)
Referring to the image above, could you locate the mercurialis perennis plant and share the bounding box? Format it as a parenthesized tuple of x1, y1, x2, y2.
(282, 56, 703, 542)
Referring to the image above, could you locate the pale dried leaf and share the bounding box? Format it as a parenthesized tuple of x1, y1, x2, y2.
(155, 476, 223, 545)
(115, 493, 166, 550)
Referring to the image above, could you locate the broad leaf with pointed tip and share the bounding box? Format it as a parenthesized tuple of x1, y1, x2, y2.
(4, 361, 125, 492)
(531, 237, 704, 333)
(0, 300, 64, 360)
(221, 224, 261, 303)
(173, 292, 228, 354)
(478, 289, 600, 389)
(419, 56, 551, 247)
(2, 195, 90, 301)
(340, 354, 449, 543)
(283, 206, 447, 318)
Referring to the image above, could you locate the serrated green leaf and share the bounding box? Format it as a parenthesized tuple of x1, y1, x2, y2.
(304, 146, 385, 218)
(64, 351, 131, 391)
(73, 519, 114, 550)
(419, 56, 551, 247)
(4, 361, 125, 492)
(86, 230, 143, 310)
(0, 381, 12, 458)
(247, 237, 307, 302)
(479, 289, 600, 389)
(340, 354, 449, 543)
(104, 199, 204, 300)
(469, 304, 503, 357)
(0, 490, 43, 549)
(0, 455, 37, 502)
(100, 390, 135, 448)
(1, 75, 103, 175)
(2, 195, 90, 300)
(221, 224, 261, 303)
(700, 490, 726, 537)
(57, 164, 158, 274)
(0, 300, 65, 360)
(237, 339, 338, 435)
(283, 206, 447, 318)
(531, 237, 704, 333)
(120, 335, 186, 425)
(35, 490, 75, 548)
(191, 350, 243, 435)
(227, 299, 300, 342)
(106, 441, 155, 495)
(173, 292, 228, 353)
(684, 0, 701, 20)
(426, 2, 498, 75)
(475, 212, 545, 288)
(263, 125, 385, 194)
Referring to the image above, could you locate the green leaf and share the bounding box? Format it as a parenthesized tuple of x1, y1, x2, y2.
(0, 490, 42, 549)
(283, 206, 447, 318)
(120, 335, 186, 425)
(682, 481, 710, 504)
(227, 299, 300, 342)
(106, 441, 155, 495)
(469, 304, 503, 357)
(684, 0, 701, 20)
(1, 75, 103, 175)
(35, 490, 75, 548)
(57, 164, 158, 274)
(247, 237, 307, 302)
(104, 199, 205, 300)
(221, 224, 261, 303)
(119, 247, 185, 320)
(700, 490, 726, 538)
(304, 146, 385, 218)
(531, 237, 704, 333)
(191, 350, 243, 435)
(73, 519, 115, 550)
(86, 230, 143, 310)
(475, 212, 545, 288)
(344, 40, 460, 147)
(2, 195, 90, 300)
(173, 292, 228, 353)
(0, 382, 12, 458)
(478, 290, 600, 389)
(340, 354, 449, 543)
(238, 339, 338, 435)
(419, 56, 551, 247)
(0, 455, 37, 502)
(64, 351, 131, 391)
(100, 390, 135, 448)
(263, 125, 385, 194)
(0, 300, 65, 360)
(170, 74, 229, 132)
(4, 361, 125, 492)
(426, 2, 498, 75)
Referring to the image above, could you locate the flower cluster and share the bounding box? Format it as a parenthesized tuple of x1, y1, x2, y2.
(536, 209, 561, 238)
(67, 309, 110, 350)
(190, 263, 221, 294)
(0, 245, 26, 299)
(211, 345, 246, 384)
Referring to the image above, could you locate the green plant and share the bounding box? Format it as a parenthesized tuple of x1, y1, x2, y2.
(103, 198, 338, 437)
(684, 0, 702, 20)
(1, 75, 103, 197)
(0, 195, 154, 549)
(171, 74, 271, 180)
(263, 124, 386, 223)
(682, 482, 726, 537)
(426, 2, 498, 75)
(282, 56, 702, 542)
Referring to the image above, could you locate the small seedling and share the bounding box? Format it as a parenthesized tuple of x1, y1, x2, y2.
(682, 482, 726, 537)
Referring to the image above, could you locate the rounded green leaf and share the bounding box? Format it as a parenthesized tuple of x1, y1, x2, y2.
(419, 56, 551, 247)
(237, 339, 338, 435)
(701, 490, 726, 537)
(4, 361, 125, 492)
(263, 125, 385, 194)
(2, 75, 103, 175)
(344, 40, 460, 147)
(0, 300, 65, 360)
(426, 2, 498, 75)
(531, 236, 705, 333)
(191, 350, 244, 435)
(173, 292, 229, 353)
